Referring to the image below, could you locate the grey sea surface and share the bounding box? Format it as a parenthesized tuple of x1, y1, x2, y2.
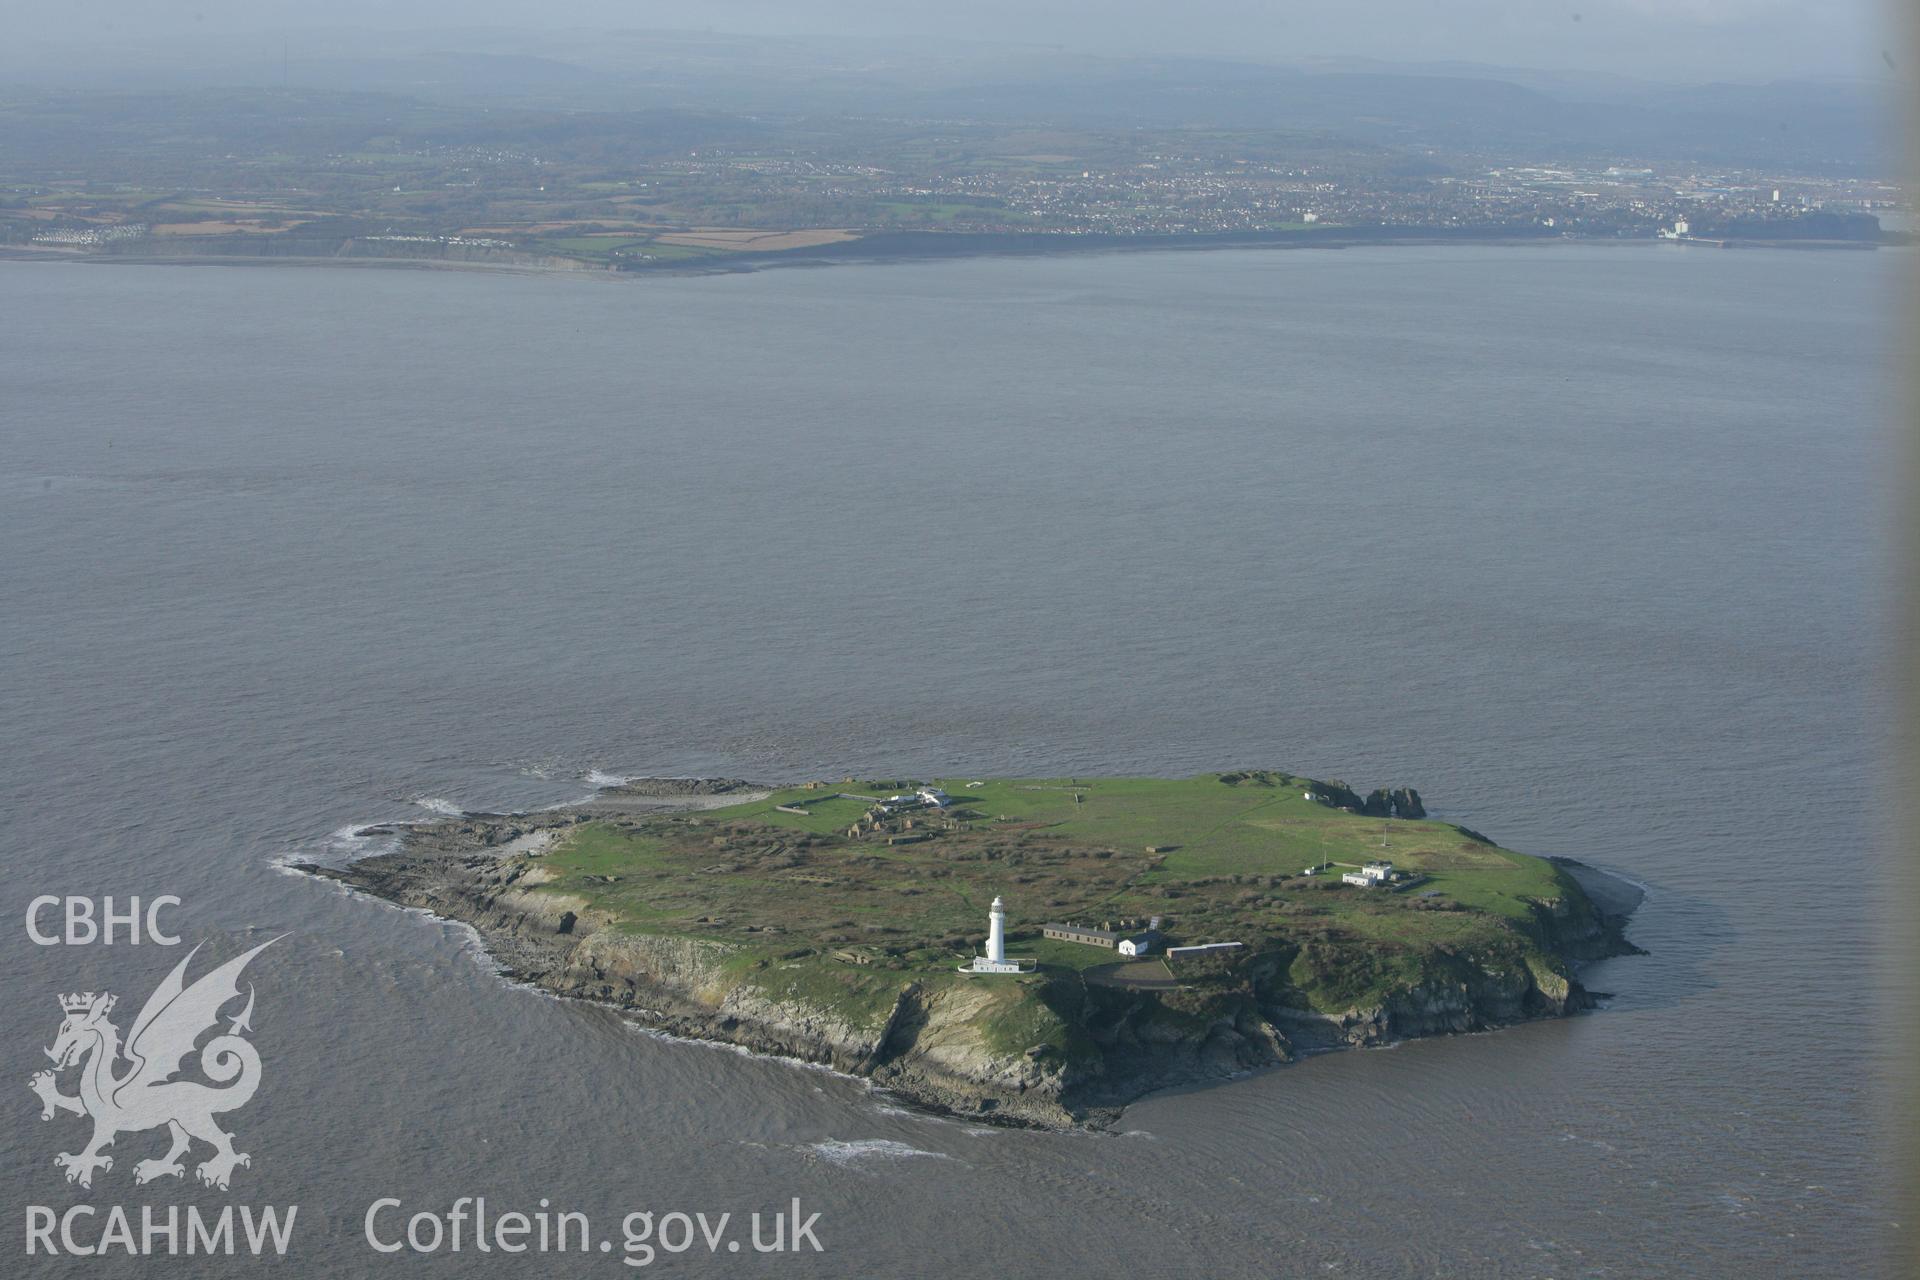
(0, 242, 1904, 1277)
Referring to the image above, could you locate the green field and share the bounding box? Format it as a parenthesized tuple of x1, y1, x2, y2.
(872, 200, 1017, 225)
(725, 774, 1562, 912)
(519, 772, 1592, 1035)
(537, 235, 730, 263)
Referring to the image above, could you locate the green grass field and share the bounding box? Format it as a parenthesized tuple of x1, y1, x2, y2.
(874, 200, 1004, 224)
(519, 772, 1591, 1027)
(711, 773, 1562, 917)
(537, 235, 730, 263)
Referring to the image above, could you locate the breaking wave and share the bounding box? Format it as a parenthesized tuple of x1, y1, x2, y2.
(804, 1139, 954, 1167)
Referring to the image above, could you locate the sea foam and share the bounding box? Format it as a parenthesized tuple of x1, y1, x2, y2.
(804, 1138, 954, 1167)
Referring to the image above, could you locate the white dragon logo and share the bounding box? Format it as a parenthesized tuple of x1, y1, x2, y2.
(28, 937, 281, 1191)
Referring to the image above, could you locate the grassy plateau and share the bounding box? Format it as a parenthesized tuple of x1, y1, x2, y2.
(514, 771, 1597, 1060)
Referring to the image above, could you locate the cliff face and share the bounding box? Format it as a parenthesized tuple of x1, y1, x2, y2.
(1268, 962, 1573, 1051)
(307, 790, 1643, 1128)
(317, 843, 1086, 1125)
(867, 982, 1078, 1126)
(310, 816, 1637, 1129)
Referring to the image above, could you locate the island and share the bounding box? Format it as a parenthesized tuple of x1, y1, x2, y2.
(304, 771, 1641, 1128)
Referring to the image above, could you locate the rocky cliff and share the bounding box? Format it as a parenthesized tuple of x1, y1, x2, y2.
(305, 805, 1638, 1129)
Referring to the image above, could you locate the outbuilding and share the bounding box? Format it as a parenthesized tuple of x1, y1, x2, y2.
(1043, 923, 1119, 948)
(1166, 942, 1243, 959)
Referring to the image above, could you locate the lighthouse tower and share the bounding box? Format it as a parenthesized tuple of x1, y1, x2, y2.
(960, 894, 1030, 974)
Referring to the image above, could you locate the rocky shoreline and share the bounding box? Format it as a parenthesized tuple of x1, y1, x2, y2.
(300, 782, 1643, 1130)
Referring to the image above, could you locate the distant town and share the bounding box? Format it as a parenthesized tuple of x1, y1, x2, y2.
(0, 85, 1902, 273)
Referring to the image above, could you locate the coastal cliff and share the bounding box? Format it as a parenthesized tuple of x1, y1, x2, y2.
(306, 773, 1639, 1128)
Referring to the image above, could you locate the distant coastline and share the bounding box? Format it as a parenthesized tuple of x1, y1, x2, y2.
(2, 222, 1899, 282)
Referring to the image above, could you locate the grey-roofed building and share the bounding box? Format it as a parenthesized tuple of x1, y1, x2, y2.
(1043, 923, 1119, 948)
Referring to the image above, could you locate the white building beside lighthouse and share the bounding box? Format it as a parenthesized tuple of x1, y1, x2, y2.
(960, 895, 1035, 973)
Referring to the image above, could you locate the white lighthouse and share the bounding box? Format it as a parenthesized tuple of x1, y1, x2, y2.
(960, 894, 1033, 974)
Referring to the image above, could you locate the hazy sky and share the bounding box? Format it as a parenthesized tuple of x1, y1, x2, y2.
(0, 0, 1895, 84)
